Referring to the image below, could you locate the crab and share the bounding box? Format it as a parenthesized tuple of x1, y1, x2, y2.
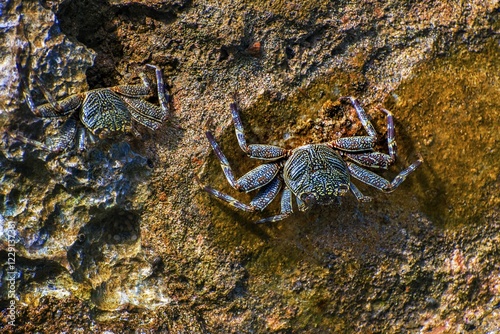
(198, 97, 423, 224)
(18, 64, 169, 152)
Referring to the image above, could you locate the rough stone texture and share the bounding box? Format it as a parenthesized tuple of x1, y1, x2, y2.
(0, 0, 95, 114)
(1, 0, 499, 333)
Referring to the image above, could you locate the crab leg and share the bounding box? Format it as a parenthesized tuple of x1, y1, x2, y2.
(76, 126, 87, 152)
(347, 157, 423, 193)
(24, 85, 83, 118)
(230, 102, 288, 160)
(123, 98, 165, 130)
(5, 132, 51, 151)
(379, 108, 397, 160)
(330, 100, 399, 167)
(249, 177, 283, 209)
(17, 61, 84, 118)
(343, 107, 398, 166)
(200, 185, 255, 212)
(342, 96, 377, 136)
(146, 64, 170, 118)
(349, 182, 372, 202)
(235, 163, 281, 192)
(255, 187, 293, 224)
(17, 62, 58, 115)
(117, 65, 170, 130)
(206, 131, 281, 191)
(344, 152, 393, 169)
(48, 117, 78, 152)
(112, 65, 169, 108)
(328, 97, 378, 152)
(200, 176, 282, 212)
(329, 136, 376, 152)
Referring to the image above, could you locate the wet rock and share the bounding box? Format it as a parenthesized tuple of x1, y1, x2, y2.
(0, 0, 95, 114)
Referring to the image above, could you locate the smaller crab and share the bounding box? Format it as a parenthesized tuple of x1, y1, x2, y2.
(198, 97, 423, 224)
(18, 64, 169, 152)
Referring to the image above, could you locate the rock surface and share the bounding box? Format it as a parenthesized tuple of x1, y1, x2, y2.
(1, 0, 499, 332)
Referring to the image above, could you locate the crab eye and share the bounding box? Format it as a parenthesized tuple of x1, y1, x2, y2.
(338, 184, 349, 195)
(301, 193, 316, 205)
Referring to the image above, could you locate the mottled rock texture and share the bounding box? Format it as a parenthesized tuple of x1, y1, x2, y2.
(1, 0, 499, 332)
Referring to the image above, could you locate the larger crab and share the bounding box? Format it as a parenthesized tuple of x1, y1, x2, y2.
(199, 97, 423, 224)
(18, 64, 169, 152)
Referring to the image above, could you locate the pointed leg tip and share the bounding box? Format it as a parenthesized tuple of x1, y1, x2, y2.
(229, 102, 238, 112)
(378, 107, 392, 116)
(416, 153, 424, 164)
(205, 131, 215, 141)
(340, 96, 356, 103)
(193, 175, 204, 188)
